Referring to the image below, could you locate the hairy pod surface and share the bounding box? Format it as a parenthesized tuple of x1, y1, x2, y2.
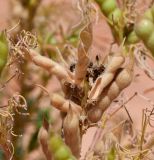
(63, 106, 81, 158)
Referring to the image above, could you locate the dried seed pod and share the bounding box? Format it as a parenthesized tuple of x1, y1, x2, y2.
(25, 49, 72, 81)
(63, 105, 81, 158)
(87, 107, 103, 123)
(88, 55, 124, 100)
(106, 56, 124, 72)
(115, 68, 133, 90)
(50, 93, 82, 114)
(88, 65, 133, 122)
(75, 43, 89, 85)
(38, 127, 52, 160)
(93, 140, 104, 156)
(75, 23, 92, 85)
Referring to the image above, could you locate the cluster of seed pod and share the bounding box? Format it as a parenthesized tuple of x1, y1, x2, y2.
(96, 0, 124, 43)
(87, 55, 133, 123)
(96, 0, 122, 23)
(19, 18, 134, 158)
(95, 0, 140, 45)
(0, 31, 8, 75)
(20, 23, 92, 158)
(135, 5, 154, 56)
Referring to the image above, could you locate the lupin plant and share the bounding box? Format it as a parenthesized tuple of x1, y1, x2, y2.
(0, 0, 154, 160)
(9, 6, 134, 159)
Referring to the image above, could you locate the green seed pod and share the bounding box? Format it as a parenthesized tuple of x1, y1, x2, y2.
(0, 31, 8, 75)
(126, 31, 140, 44)
(48, 131, 76, 160)
(48, 134, 63, 153)
(144, 9, 153, 21)
(101, 0, 117, 16)
(54, 145, 71, 160)
(146, 31, 154, 56)
(95, 0, 104, 4)
(135, 19, 154, 41)
(108, 8, 122, 24)
(151, 5, 154, 18)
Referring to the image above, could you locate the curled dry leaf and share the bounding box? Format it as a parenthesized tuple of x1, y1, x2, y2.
(63, 104, 81, 158)
(75, 23, 93, 85)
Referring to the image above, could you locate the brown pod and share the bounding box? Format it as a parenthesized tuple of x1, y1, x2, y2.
(50, 94, 82, 113)
(63, 105, 81, 158)
(98, 95, 111, 112)
(38, 127, 52, 160)
(106, 56, 125, 72)
(25, 49, 72, 81)
(93, 141, 104, 156)
(88, 67, 133, 123)
(107, 81, 120, 100)
(115, 68, 133, 90)
(87, 107, 103, 123)
(75, 23, 92, 85)
(75, 43, 89, 85)
(88, 72, 114, 100)
(88, 55, 124, 100)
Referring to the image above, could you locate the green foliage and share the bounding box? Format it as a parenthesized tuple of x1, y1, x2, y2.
(107, 147, 116, 160)
(37, 109, 51, 129)
(0, 149, 4, 160)
(48, 132, 76, 160)
(49, 134, 63, 153)
(54, 146, 71, 160)
(0, 31, 8, 75)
